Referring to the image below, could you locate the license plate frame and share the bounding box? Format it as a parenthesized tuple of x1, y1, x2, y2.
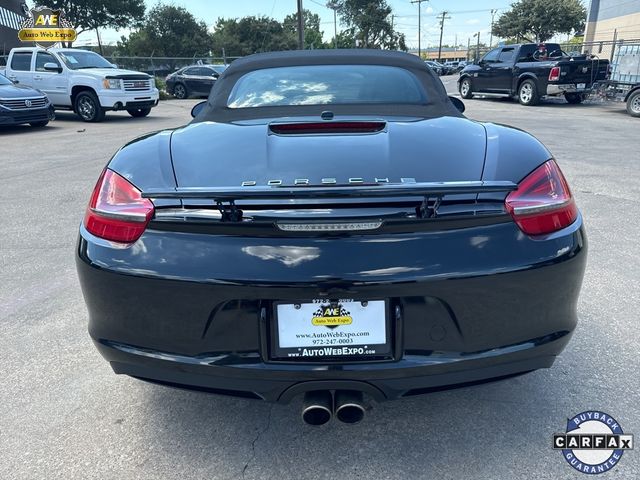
(269, 298, 394, 362)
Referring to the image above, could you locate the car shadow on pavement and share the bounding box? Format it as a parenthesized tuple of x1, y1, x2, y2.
(0, 124, 63, 135)
(128, 368, 576, 479)
(51, 111, 162, 123)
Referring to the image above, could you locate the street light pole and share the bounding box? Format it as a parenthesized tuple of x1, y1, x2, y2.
(411, 0, 428, 59)
(297, 0, 305, 49)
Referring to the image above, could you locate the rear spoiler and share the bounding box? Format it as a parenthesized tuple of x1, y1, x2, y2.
(142, 181, 517, 221)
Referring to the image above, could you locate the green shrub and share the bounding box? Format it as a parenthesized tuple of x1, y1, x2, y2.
(154, 77, 173, 100)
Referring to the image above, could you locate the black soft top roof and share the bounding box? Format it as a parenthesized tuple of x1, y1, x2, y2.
(192, 49, 462, 123)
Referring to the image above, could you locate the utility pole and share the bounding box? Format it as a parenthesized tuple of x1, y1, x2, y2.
(390, 14, 396, 48)
(437, 11, 451, 62)
(327, 1, 339, 49)
(489, 9, 497, 47)
(297, 0, 305, 49)
(411, 0, 429, 59)
(474, 31, 480, 62)
(467, 37, 470, 61)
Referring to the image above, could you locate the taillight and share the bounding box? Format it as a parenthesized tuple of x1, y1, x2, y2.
(505, 160, 578, 235)
(548, 66, 561, 82)
(83, 169, 154, 243)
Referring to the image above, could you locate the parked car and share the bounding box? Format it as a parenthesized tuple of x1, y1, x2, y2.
(443, 61, 461, 73)
(0, 72, 54, 127)
(3, 47, 159, 122)
(425, 60, 445, 75)
(458, 43, 610, 106)
(77, 50, 586, 425)
(165, 64, 228, 99)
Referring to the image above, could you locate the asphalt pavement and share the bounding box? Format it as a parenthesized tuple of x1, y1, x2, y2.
(1, 88, 638, 479)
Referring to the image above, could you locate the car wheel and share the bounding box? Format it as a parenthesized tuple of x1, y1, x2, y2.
(127, 107, 152, 118)
(173, 83, 188, 99)
(626, 90, 640, 117)
(29, 120, 49, 128)
(518, 79, 540, 106)
(75, 91, 105, 122)
(564, 92, 583, 104)
(459, 78, 474, 99)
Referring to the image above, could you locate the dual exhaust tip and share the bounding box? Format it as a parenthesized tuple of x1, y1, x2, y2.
(301, 390, 365, 426)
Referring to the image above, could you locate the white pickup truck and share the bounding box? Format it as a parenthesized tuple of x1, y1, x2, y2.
(1, 47, 159, 122)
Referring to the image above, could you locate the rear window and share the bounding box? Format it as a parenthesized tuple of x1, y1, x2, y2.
(227, 65, 426, 108)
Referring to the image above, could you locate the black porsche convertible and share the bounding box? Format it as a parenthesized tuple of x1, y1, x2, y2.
(76, 50, 586, 425)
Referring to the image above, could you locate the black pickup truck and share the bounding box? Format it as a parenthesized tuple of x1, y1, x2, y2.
(458, 43, 609, 106)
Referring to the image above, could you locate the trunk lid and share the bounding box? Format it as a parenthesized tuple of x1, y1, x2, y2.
(169, 116, 488, 188)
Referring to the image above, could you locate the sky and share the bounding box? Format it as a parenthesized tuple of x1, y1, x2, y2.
(66, 0, 520, 50)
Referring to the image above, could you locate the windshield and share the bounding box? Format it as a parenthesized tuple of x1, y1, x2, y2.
(227, 64, 426, 108)
(57, 50, 115, 70)
(0, 74, 12, 86)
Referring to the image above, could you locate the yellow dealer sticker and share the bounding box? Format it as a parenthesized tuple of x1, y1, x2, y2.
(312, 316, 353, 326)
(18, 7, 77, 49)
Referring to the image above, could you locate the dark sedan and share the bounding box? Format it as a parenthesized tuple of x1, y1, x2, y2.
(77, 50, 586, 426)
(165, 64, 228, 99)
(0, 73, 54, 127)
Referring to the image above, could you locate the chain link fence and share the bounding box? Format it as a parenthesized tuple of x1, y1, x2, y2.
(100, 55, 243, 77)
(0, 53, 243, 75)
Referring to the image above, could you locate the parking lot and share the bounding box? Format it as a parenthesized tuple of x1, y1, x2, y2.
(1, 91, 639, 479)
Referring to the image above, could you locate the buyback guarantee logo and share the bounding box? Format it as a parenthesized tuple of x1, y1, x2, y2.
(554, 411, 634, 474)
(18, 6, 76, 49)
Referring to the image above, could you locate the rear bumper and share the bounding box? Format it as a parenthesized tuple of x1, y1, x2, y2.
(97, 332, 567, 403)
(546, 83, 590, 96)
(76, 216, 587, 403)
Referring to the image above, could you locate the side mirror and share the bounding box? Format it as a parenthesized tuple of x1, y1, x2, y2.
(191, 100, 207, 118)
(449, 96, 465, 113)
(43, 62, 62, 73)
(111, 63, 119, 69)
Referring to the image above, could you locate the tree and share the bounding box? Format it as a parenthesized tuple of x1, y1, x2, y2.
(117, 5, 212, 64)
(335, 0, 406, 50)
(493, 0, 586, 43)
(210, 16, 297, 56)
(283, 9, 327, 50)
(34, 0, 145, 52)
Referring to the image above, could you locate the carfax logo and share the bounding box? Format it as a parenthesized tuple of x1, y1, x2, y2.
(553, 411, 634, 474)
(18, 6, 77, 49)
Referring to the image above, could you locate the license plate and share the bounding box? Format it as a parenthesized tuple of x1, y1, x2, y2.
(272, 299, 391, 360)
(577, 83, 586, 90)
